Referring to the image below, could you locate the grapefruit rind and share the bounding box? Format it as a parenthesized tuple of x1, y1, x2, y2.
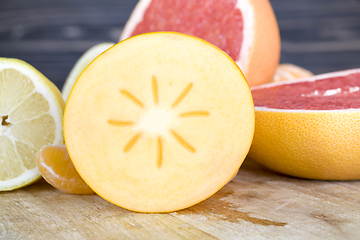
(236, 0, 254, 76)
(120, 0, 152, 40)
(249, 68, 360, 180)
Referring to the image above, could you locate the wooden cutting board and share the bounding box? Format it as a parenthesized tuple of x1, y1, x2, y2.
(1, 159, 360, 240)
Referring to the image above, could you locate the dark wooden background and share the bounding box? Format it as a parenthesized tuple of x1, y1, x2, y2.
(0, 0, 359, 89)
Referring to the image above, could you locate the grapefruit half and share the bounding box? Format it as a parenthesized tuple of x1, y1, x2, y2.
(249, 68, 360, 180)
(119, 0, 280, 87)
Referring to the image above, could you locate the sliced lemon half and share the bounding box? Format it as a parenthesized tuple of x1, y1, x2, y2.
(0, 58, 64, 191)
(62, 42, 115, 102)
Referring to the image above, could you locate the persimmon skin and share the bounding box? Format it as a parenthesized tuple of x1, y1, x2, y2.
(36, 144, 95, 194)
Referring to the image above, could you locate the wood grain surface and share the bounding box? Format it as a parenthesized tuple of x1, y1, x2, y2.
(1, 0, 360, 239)
(2, 159, 360, 240)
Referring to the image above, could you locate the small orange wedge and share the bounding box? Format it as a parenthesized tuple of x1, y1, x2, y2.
(36, 144, 94, 194)
(272, 63, 314, 82)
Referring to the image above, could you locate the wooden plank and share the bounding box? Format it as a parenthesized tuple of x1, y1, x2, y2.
(170, 160, 360, 240)
(1, 159, 360, 239)
(1, 1, 360, 239)
(0, 179, 217, 240)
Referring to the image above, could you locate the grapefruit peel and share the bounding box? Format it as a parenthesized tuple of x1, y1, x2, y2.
(249, 68, 360, 180)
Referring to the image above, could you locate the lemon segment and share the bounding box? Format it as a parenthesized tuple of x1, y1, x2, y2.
(62, 42, 114, 102)
(0, 58, 64, 191)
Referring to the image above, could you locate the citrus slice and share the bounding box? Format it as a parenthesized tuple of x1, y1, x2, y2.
(36, 144, 94, 194)
(0, 58, 64, 191)
(119, 0, 280, 87)
(273, 63, 314, 82)
(64, 32, 255, 212)
(62, 42, 114, 102)
(249, 68, 360, 180)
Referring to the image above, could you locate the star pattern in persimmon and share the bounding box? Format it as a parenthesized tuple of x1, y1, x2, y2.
(108, 76, 210, 168)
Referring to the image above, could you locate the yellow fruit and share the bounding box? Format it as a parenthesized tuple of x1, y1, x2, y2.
(36, 144, 94, 194)
(62, 42, 114, 102)
(0, 58, 64, 191)
(249, 68, 360, 180)
(64, 32, 255, 212)
(273, 63, 313, 82)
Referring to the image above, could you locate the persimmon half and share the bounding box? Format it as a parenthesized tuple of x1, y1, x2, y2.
(64, 32, 255, 212)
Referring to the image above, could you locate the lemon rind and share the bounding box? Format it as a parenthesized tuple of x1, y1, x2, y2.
(61, 42, 114, 102)
(0, 58, 64, 190)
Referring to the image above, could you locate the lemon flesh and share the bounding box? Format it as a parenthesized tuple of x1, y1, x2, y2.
(0, 58, 64, 191)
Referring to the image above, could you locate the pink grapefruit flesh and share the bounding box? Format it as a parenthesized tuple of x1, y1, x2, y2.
(252, 71, 360, 110)
(120, 0, 281, 87)
(248, 69, 360, 180)
(130, 0, 243, 61)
